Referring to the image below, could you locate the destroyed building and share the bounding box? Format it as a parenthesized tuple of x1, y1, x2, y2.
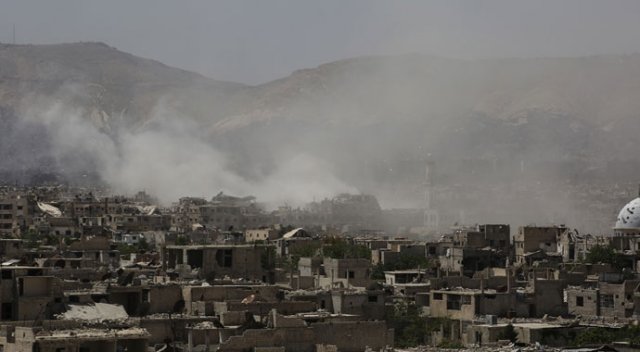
(0, 186, 635, 350)
(163, 243, 276, 283)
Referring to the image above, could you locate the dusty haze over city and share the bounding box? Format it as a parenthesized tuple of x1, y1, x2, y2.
(2, 1, 640, 233)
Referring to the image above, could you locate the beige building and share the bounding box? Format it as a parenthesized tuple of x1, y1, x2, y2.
(566, 279, 639, 318)
(0, 195, 31, 237)
(0, 266, 63, 321)
(163, 244, 276, 282)
(514, 225, 566, 265)
(217, 310, 394, 352)
(245, 228, 278, 242)
(0, 326, 149, 352)
(320, 258, 372, 289)
(0, 239, 22, 259)
(429, 289, 514, 321)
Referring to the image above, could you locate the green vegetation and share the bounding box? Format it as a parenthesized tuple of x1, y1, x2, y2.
(276, 236, 371, 277)
(137, 237, 150, 251)
(584, 245, 625, 270)
(498, 324, 518, 343)
(175, 235, 189, 245)
(117, 243, 137, 255)
(388, 301, 428, 348)
(63, 236, 76, 246)
(282, 237, 368, 265)
(261, 246, 276, 271)
(437, 340, 464, 349)
(321, 237, 371, 259)
(389, 301, 459, 348)
(370, 265, 385, 280)
(22, 229, 40, 248)
(392, 253, 429, 270)
(22, 230, 78, 248)
(118, 237, 151, 255)
(370, 253, 430, 280)
(292, 243, 322, 258)
(282, 242, 322, 273)
(572, 326, 640, 346)
(388, 301, 457, 348)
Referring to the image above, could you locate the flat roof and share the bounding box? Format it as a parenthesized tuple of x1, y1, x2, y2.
(165, 243, 272, 249)
(431, 288, 504, 295)
(33, 327, 149, 341)
(473, 322, 563, 329)
(384, 270, 425, 274)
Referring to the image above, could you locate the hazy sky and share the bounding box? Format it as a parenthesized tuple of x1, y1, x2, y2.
(2, 0, 640, 84)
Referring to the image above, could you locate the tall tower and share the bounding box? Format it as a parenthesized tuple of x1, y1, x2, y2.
(423, 159, 439, 232)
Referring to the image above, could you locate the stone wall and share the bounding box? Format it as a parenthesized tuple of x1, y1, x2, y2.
(218, 321, 393, 352)
(148, 284, 183, 314)
(216, 301, 317, 316)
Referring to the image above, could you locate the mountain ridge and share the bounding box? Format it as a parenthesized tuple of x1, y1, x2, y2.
(2, 42, 640, 135)
(0, 43, 639, 213)
(0, 41, 247, 131)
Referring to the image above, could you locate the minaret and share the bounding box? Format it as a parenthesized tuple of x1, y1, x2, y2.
(423, 159, 439, 232)
(424, 160, 432, 209)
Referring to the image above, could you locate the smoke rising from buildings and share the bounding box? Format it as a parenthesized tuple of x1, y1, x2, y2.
(20, 95, 356, 206)
(0, 42, 638, 234)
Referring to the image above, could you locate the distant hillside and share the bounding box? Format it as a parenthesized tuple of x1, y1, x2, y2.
(0, 42, 246, 130)
(241, 54, 640, 127)
(1, 42, 640, 231)
(213, 54, 640, 158)
(201, 55, 640, 189)
(2, 43, 639, 157)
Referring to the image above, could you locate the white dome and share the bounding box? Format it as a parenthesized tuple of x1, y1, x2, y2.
(615, 197, 640, 230)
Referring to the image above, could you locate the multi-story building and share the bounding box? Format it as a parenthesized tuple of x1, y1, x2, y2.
(0, 194, 32, 237)
(437, 224, 510, 276)
(163, 243, 276, 283)
(514, 225, 566, 265)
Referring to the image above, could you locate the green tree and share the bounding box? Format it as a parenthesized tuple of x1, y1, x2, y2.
(283, 242, 321, 271)
(388, 301, 428, 348)
(43, 234, 59, 246)
(572, 325, 640, 346)
(322, 238, 371, 259)
(291, 243, 321, 258)
(175, 236, 189, 245)
(371, 263, 386, 280)
(437, 340, 464, 349)
(23, 229, 39, 248)
(499, 324, 518, 343)
(118, 243, 136, 255)
(137, 237, 150, 252)
(370, 253, 430, 280)
(261, 246, 276, 271)
(584, 245, 625, 270)
(393, 254, 429, 270)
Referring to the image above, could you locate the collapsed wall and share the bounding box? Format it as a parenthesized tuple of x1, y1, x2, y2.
(218, 320, 394, 352)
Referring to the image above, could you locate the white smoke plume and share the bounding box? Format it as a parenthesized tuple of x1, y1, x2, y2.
(21, 96, 356, 206)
